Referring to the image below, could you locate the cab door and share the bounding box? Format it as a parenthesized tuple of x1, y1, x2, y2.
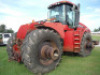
(63, 4, 80, 52)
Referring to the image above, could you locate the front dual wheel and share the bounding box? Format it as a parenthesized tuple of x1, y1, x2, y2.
(21, 29, 62, 74)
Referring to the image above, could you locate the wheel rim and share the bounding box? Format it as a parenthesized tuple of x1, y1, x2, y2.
(40, 41, 60, 66)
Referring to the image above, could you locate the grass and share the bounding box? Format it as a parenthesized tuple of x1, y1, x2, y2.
(92, 35, 100, 41)
(0, 46, 100, 75)
(0, 35, 100, 75)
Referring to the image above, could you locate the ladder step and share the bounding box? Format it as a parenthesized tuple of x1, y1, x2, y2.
(74, 38, 80, 41)
(74, 43, 80, 45)
(74, 47, 80, 49)
(74, 34, 80, 36)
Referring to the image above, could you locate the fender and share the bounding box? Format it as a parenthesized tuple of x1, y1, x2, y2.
(17, 22, 38, 40)
(17, 22, 66, 40)
(37, 22, 66, 39)
(79, 23, 91, 42)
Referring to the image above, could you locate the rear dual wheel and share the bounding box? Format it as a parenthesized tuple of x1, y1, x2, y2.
(21, 29, 62, 74)
(7, 33, 16, 60)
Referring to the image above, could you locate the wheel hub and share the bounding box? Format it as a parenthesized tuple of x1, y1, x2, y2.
(41, 45, 59, 60)
(40, 43, 60, 65)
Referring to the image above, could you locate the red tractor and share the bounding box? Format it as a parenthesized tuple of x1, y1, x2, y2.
(7, 1, 93, 74)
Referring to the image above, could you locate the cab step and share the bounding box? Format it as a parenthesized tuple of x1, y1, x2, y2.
(74, 43, 80, 45)
(74, 34, 80, 36)
(74, 47, 80, 49)
(74, 38, 80, 41)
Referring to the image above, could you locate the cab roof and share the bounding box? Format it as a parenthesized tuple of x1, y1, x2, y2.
(48, 1, 75, 9)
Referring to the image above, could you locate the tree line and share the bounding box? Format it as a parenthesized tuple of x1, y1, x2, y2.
(94, 27, 100, 32)
(0, 24, 14, 33)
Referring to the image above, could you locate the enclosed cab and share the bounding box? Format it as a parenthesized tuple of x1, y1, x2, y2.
(48, 1, 80, 28)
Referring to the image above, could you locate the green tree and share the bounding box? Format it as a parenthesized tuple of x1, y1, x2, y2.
(94, 29, 98, 32)
(6, 28, 14, 33)
(0, 24, 6, 32)
(0, 24, 14, 33)
(94, 27, 100, 32)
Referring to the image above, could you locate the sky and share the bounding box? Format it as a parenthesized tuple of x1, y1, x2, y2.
(0, 0, 100, 32)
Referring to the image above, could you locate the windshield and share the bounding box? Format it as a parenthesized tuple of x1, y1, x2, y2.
(49, 5, 65, 23)
(4, 34, 10, 38)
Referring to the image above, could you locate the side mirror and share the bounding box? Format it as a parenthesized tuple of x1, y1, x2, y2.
(77, 4, 80, 11)
(72, 4, 80, 28)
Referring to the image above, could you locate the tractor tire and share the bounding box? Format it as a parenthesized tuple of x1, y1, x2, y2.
(21, 29, 62, 74)
(7, 33, 16, 60)
(79, 32, 93, 57)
